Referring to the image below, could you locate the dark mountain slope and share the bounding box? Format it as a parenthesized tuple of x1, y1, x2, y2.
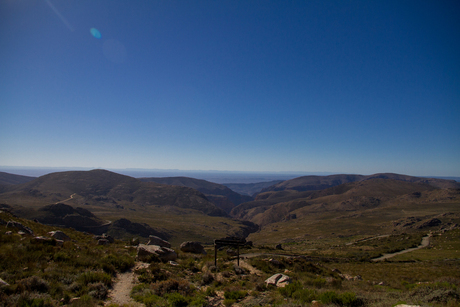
(234, 178, 439, 226)
(139, 176, 253, 213)
(0, 169, 226, 217)
(260, 174, 365, 193)
(0, 172, 36, 185)
(261, 173, 460, 194)
(224, 180, 283, 197)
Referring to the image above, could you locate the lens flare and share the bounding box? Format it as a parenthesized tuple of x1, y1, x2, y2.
(90, 28, 101, 39)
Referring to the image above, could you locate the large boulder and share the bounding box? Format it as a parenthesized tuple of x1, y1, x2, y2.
(48, 231, 71, 242)
(137, 244, 177, 262)
(265, 273, 291, 287)
(147, 235, 171, 248)
(180, 241, 206, 254)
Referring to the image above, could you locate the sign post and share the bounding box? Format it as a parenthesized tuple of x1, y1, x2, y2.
(214, 238, 246, 269)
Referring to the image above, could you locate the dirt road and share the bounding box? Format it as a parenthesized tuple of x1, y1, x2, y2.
(371, 234, 431, 262)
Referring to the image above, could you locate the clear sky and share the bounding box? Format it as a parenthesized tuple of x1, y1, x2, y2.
(1, 0, 459, 176)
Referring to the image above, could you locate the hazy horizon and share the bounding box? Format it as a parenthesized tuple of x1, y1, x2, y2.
(1, 1, 459, 177)
(1, 165, 459, 185)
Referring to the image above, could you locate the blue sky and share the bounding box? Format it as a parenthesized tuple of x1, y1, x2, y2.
(1, 0, 459, 176)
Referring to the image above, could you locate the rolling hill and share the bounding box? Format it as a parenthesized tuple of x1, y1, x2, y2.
(260, 173, 460, 194)
(0, 171, 36, 185)
(0, 170, 262, 244)
(0, 169, 226, 216)
(139, 176, 253, 213)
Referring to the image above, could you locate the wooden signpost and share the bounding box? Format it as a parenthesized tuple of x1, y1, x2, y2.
(214, 238, 246, 268)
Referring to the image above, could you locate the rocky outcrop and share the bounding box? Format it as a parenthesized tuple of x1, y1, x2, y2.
(147, 235, 171, 248)
(417, 218, 442, 229)
(6, 221, 33, 235)
(48, 231, 70, 242)
(180, 241, 206, 254)
(137, 244, 177, 262)
(265, 273, 291, 287)
(94, 234, 114, 243)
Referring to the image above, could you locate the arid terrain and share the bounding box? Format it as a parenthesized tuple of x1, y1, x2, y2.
(1, 170, 459, 306)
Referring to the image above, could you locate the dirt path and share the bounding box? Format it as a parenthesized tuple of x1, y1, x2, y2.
(234, 259, 264, 275)
(371, 234, 431, 262)
(105, 262, 148, 306)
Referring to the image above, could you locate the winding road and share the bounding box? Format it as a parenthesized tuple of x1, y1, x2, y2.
(371, 234, 431, 261)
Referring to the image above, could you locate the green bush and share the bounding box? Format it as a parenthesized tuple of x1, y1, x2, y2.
(78, 271, 112, 287)
(224, 290, 247, 300)
(167, 292, 188, 307)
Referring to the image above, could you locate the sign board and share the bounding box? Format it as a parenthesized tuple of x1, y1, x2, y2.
(214, 239, 246, 246)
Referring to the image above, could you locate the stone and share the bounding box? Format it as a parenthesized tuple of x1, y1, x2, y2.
(180, 241, 206, 254)
(137, 244, 177, 262)
(0, 277, 9, 287)
(48, 231, 71, 242)
(275, 244, 283, 250)
(265, 273, 292, 287)
(94, 234, 114, 243)
(6, 221, 33, 235)
(147, 235, 171, 248)
(5, 231, 12, 235)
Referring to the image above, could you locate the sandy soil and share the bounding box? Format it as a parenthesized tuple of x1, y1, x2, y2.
(105, 262, 148, 306)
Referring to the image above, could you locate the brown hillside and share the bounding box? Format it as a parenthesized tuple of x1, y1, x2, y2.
(0, 171, 36, 185)
(0, 169, 226, 217)
(261, 173, 460, 194)
(139, 176, 253, 213)
(236, 178, 438, 227)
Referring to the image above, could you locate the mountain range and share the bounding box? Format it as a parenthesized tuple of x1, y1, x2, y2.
(0, 169, 459, 245)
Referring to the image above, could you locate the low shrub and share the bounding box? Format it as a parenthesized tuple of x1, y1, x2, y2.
(166, 292, 188, 307)
(152, 278, 193, 297)
(78, 271, 112, 287)
(224, 290, 247, 300)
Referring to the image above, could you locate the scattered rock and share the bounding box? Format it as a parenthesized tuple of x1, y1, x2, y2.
(147, 235, 171, 248)
(69, 297, 80, 304)
(48, 230, 71, 242)
(265, 273, 292, 287)
(94, 234, 114, 243)
(234, 265, 246, 275)
(6, 221, 33, 235)
(180, 241, 206, 254)
(0, 277, 9, 287)
(5, 231, 12, 235)
(169, 261, 179, 266)
(137, 244, 177, 262)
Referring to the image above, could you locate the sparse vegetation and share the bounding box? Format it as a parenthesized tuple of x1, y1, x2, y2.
(1, 170, 460, 306)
